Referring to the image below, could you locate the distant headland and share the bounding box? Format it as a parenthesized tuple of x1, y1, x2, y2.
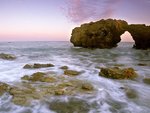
(70, 19, 150, 49)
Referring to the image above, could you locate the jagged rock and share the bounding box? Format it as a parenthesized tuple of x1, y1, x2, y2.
(60, 66, 68, 70)
(71, 19, 150, 49)
(71, 19, 128, 48)
(128, 24, 150, 49)
(0, 82, 10, 95)
(64, 70, 81, 76)
(23, 63, 54, 69)
(99, 67, 138, 79)
(0, 53, 16, 60)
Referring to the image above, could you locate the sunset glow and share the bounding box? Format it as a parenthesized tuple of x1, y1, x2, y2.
(0, 0, 150, 41)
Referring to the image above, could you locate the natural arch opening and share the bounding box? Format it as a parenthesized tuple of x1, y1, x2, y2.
(118, 31, 135, 47)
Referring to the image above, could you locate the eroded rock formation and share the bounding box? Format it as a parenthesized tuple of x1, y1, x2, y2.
(71, 19, 150, 49)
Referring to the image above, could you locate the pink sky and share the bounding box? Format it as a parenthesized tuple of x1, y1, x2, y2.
(0, 0, 149, 41)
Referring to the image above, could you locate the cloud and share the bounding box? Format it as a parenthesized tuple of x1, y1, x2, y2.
(65, 0, 121, 23)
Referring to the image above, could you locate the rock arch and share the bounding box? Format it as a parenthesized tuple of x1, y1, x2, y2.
(70, 19, 150, 49)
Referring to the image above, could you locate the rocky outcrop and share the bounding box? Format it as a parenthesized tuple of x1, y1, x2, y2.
(23, 63, 54, 69)
(99, 67, 138, 79)
(71, 19, 150, 49)
(0, 71, 94, 106)
(128, 24, 150, 49)
(0, 53, 16, 60)
(71, 19, 128, 48)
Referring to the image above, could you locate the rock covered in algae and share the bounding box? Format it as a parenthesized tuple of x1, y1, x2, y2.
(0, 82, 10, 95)
(23, 63, 54, 69)
(71, 19, 128, 48)
(64, 70, 81, 76)
(0, 53, 16, 60)
(143, 78, 150, 85)
(99, 67, 138, 79)
(6, 72, 95, 106)
(71, 18, 150, 49)
(49, 98, 91, 113)
(60, 66, 68, 70)
(21, 72, 56, 82)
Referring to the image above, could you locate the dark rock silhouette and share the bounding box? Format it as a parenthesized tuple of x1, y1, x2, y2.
(71, 19, 150, 49)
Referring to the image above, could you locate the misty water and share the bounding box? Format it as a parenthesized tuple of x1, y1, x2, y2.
(0, 41, 150, 113)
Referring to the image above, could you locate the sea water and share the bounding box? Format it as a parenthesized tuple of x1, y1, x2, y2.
(0, 41, 150, 113)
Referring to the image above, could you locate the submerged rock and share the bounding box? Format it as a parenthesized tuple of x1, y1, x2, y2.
(60, 66, 68, 70)
(49, 98, 91, 113)
(143, 78, 150, 85)
(125, 88, 138, 99)
(64, 70, 81, 76)
(99, 67, 138, 79)
(23, 63, 54, 69)
(0, 53, 16, 60)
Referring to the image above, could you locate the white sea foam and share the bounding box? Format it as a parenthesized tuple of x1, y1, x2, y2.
(0, 41, 150, 113)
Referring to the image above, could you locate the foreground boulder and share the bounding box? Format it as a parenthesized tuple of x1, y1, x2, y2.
(99, 67, 138, 79)
(23, 63, 54, 69)
(71, 19, 150, 49)
(0, 53, 16, 60)
(71, 19, 128, 48)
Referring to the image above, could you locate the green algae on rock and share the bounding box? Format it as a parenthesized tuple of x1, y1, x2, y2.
(143, 78, 150, 85)
(6, 72, 95, 106)
(21, 72, 56, 82)
(0, 82, 10, 96)
(23, 63, 54, 69)
(0, 53, 16, 60)
(99, 67, 138, 79)
(64, 70, 81, 76)
(60, 66, 69, 70)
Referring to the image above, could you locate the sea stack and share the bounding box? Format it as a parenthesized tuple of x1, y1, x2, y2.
(70, 19, 150, 49)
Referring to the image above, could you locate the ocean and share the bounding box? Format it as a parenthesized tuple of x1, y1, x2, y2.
(0, 41, 150, 113)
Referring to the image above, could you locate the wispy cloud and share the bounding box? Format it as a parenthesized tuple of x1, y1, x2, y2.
(65, 0, 121, 23)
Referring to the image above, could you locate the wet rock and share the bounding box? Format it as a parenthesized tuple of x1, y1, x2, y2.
(55, 89, 65, 95)
(125, 88, 138, 99)
(21, 72, 56, 83)
(64, 70, 81, 76)
(143, 78, 150, 85)
(1, 71, 94, 106)
(137, 63, 147, 66)
(23, 63, 54, 69)
(0, 82, 10, 96)
(49, 98, 90, 113)
(82, 83, 93, 90)
(71, 19, 128, 48)
(60, 66, 68, 70)
(12, 96, 29, 106)
(0, 53, 16, 60)
(99, 67, 138, 79)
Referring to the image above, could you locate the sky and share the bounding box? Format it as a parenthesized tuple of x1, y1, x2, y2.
(0, 0, 150, 41)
